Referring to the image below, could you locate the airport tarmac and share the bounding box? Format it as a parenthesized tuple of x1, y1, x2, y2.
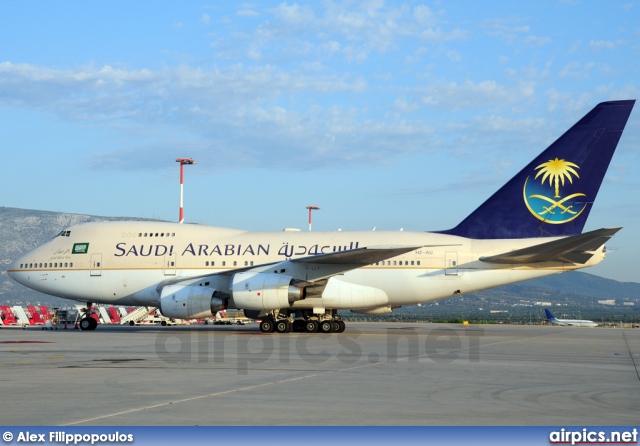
(0, 322, 638, 426)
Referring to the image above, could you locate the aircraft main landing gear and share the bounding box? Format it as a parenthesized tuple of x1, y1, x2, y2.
(259, 318, 275, 333)
(258, 310, 346, 334)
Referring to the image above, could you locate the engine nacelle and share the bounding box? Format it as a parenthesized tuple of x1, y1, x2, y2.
(159, 284, 226, 319)
(319, 278, 388, 309)
(231, 272, 303, 311)
(351, 306, 393, 315)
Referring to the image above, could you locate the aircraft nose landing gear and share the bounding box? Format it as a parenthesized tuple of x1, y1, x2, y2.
(78, 302, 98, 331)
(79, 317, 97, 331)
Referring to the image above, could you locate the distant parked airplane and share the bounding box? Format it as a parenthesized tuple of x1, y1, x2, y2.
(545, 309, 598, 327)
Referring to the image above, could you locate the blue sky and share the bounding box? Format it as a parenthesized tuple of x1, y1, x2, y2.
(1, 1, 639, 282)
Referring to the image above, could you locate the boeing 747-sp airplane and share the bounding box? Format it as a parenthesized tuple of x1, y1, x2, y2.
(545, 309, 598, 327)
(8, 100, 635, 333)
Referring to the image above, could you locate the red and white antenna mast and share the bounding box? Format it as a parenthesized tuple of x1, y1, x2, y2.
(176, 158, 196, 223)
(306, 206, 320, 231)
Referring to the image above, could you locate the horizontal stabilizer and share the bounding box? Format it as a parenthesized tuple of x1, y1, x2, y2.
(480, 227, 621, 264)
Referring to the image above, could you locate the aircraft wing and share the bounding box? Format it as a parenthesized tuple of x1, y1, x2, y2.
(480, 227, 621, 265)
(236, 244, 461, 283)
(157, 244, 459, 291)
(291, 245, 425, 265)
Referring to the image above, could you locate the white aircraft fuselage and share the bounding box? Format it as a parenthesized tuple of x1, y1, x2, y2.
(6, 100, 635, 332)
(8, 220, 605, 311)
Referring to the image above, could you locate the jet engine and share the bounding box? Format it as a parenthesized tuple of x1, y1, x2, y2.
(351, 306, 393, 315)
(159, 284, 226, 319)
(230, 272, 303, 311)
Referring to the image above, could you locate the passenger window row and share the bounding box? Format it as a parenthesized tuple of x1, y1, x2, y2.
(204, 261, 255, 267)
(374, 260, 420, 266)
(20, 262, 73, 269)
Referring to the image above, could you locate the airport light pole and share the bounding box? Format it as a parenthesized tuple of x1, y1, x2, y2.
(176, 158, 196, 223)
(306, 206, 320, 231)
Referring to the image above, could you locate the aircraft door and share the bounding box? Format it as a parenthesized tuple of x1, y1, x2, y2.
(90, 253, 103, 277)
(164, 255, 176, 276)
(445, 252, 458, 276)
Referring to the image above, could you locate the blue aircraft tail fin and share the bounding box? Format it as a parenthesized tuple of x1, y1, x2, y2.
(440, 100, 635, 239)
(545, 309, 556, 320)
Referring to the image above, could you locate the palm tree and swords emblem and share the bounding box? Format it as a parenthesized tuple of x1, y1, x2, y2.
(523, 157, 587, 224)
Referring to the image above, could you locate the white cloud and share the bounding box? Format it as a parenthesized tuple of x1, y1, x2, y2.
(1, 61, 430, 171)
(589, 39, 623, 51)
(524, 35, 551, 46)
(413, 5, 435, 27)
(416, 80, 536, 110)
(201, 14, 210, 25)
(558, 61, 596, 79)
(236, 3, 260, 17)
(482, 19, 530, 42)
(255, 1, 466, 61)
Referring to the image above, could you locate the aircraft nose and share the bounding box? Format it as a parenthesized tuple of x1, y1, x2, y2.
(7, 257, 19, 280)
(7, 253, 30, 283)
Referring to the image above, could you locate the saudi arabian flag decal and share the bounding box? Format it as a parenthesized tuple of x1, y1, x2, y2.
(72, 243, 90, 254)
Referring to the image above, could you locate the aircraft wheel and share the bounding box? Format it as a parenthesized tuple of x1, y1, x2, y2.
(88, 318, 98, 330)
(260, 319, 275, 333)
(305, 320, 319, 333)
(275, 320, 292, 333)
(335, 320, 346, 333)
(319, 320, 335, 333)
(79, 318, 92, 331)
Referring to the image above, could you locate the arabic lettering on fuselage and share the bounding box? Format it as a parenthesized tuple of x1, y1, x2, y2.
(114, 241, 360, 258)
